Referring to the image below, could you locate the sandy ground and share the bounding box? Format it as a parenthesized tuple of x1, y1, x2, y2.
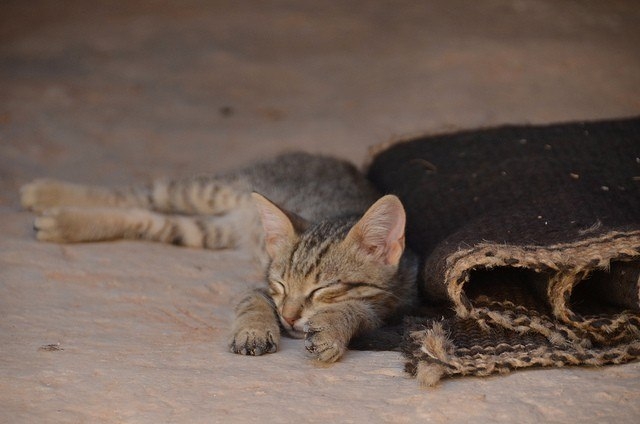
(2, 1, 640, 422)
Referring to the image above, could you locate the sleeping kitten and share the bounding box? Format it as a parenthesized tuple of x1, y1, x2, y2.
(20, 152, 418, 362)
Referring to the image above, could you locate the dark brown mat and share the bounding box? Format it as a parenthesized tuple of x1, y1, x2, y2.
(367, 117, 640, 386)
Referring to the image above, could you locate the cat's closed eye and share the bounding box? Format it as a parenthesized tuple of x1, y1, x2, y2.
(268, 280, 286, 295)
(308, 281, 351, 302)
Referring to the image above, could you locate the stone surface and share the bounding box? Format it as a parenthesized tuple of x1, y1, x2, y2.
(1, 1, 639, 422)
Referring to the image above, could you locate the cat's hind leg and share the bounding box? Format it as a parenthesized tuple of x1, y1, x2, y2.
(21, 177, 250, 216)
(34, 207, 239, 249)
(20, 179, 153, 212)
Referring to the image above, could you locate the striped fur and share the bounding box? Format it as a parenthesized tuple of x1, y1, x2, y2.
(250, 194, 418, 362)
(20, 152, 418, 362)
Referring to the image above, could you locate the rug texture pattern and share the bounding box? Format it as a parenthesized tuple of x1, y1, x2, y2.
(367, 117, 640, 386)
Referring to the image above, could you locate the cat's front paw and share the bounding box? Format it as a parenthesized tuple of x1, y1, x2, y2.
(303, 313, 348, 363)
(229, 327, 279, 356)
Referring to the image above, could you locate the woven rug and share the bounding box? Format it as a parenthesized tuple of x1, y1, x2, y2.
(366, 117, 640, 386)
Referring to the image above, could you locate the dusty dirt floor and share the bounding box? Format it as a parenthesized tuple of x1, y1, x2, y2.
(2, 1, 640, 422)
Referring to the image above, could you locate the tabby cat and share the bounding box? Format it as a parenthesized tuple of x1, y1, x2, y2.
(20, 152, 418, 362)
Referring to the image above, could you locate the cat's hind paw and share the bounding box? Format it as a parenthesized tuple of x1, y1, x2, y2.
(229, 328, 279, 356)
(20, 179, 70, 212)
(32, 207, 106, 243)
(33, 208, 74, 242)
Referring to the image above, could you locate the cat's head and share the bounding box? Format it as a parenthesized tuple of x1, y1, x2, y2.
(252, 193, 406, 338)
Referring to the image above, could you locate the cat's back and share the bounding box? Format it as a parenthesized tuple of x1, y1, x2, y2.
(228, 152, 379, 221)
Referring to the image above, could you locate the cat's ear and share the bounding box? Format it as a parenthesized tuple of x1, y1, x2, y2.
(251, 193, 308, 259)
(346, 195, 406, 266)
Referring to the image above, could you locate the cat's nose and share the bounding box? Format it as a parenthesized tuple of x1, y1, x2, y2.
(283, 315, 298, 327)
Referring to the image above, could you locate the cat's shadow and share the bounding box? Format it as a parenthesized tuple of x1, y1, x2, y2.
(349, 304, 452, 352)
